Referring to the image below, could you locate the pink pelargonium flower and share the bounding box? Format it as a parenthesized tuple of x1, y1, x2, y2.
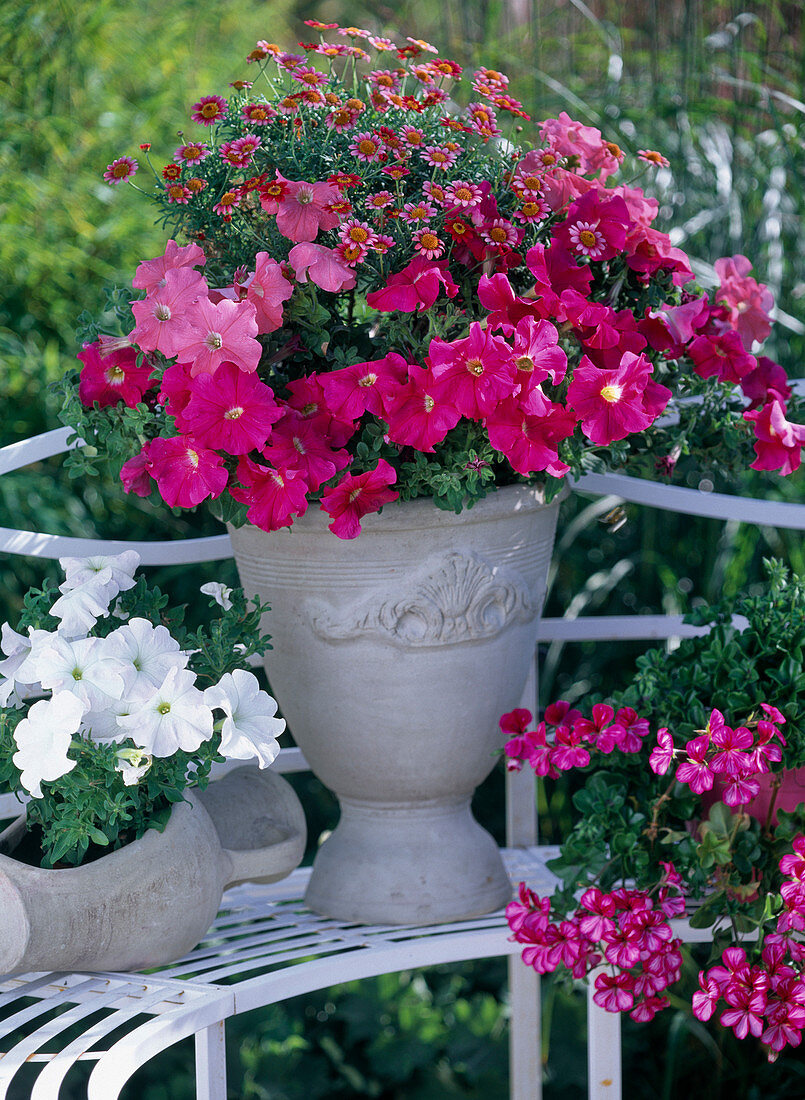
(593, 971, 635, 1013)
(675, 734, 714, 794)
(174, 361, 283, 454)
(275, 179, 342, 242)
(147, 436, 228, 508)
(319, 459, 399, 540)
(288, 242, 356, 293)
(132, 240, 207, 294)
(714, 254, 774, 350)
(566, 352, 671, 446)
(129, 266, 205, 358)
(231, 457, 309, 532)
(319, 353, 409, 421)
(78, 341, 154, 408)
(744, 400, 805, 476)
(382, 364, 462, 453)
(429, 322, 518, 420)
(649, 728, 674, 775)
(366, 257, 458, 313)
(180, 297, 261, 377)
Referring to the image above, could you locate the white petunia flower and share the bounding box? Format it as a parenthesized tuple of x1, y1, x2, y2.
(103, 618, 189, 697)
(114, 746, 153, 786)
(49, 582, 115, 639)
(59, 551, 140, 597)
(204, 669, 285, 768)
(31, 635, 126, 710)
(12, 691, 85, 798)
(117, 665, 213, 756)
(0, 625, 54, 705)
(200, 582, 234, 610)
(81, 692, 142, 742)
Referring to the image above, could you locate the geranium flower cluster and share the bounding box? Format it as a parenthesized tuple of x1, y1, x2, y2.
(649, 704, 787, 807)
(501, 700, 650, 774)
(0, 552, 284, 865)
(507, 874, 685, 1024)
(692, 838, 805, 1059)
(74, 21, 803, 541)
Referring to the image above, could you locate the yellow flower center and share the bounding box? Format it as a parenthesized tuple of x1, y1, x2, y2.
(419, 232, 439, 250)
(358, 373, 377, 387)
(489, 227, 508, 243)
(106, 366, 126, 383)
(358, 139, 377, 155)
(349, 226, 369, 243)
(466, 358, 484, 377)
(187, 448, 200, 467)
(423, 394, 435, 412)
(201, 103, 219, 118)
(224, 406, 244, 420)
(157, 702, 171, 715)
(348, 486, 363, 502)
(579, 229, 598, 248)
(515, 356, 535, 372)
(600, 384, 623, 404)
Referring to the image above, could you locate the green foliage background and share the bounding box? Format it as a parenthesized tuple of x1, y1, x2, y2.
(1, 1, 804, 1096)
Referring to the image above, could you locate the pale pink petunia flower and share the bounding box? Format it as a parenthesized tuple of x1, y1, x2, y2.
(181, 297, 261, 376)
(129, 266, 205, 358)
(132, 239, 207, 294)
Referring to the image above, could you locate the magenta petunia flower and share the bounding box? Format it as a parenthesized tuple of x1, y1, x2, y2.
(429, 323, 518, 420)
(566, 352, 669, 446)
(120, 446, 154, 497)
(511, 316, 568, 390)
(243, 252, 294, 334)
(320, 352, 408, 421)
(366, 257, 458, 314)
(103, 156, 138, 185)
(191, 95, 227, 126)
(486, 395, 575, 477)
(175, 361, 282, 454)
(383, 364, 462, 453)
(78, 340, 154, 408)
(262, 414, 351, 491)
(319, 459, 399, 539)
(181, 297, 261, 377)
(689, 330, 756, 385)
(148, 436, 228, 508)
(232, 457, 309, 531)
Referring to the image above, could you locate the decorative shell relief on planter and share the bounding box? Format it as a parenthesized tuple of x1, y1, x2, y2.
(307, 550, 536, 647)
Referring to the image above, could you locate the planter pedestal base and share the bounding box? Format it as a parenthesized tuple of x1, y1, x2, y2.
(305, 795, 511, 925)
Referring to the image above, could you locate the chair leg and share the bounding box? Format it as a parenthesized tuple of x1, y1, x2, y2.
(195, 1020, 227, 1100)
(509, 956, 541, 1100)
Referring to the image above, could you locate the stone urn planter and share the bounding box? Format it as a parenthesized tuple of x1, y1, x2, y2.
(0, 766, 306, 975)
(228, 483, 561, 925)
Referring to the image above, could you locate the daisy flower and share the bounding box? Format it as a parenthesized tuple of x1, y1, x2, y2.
(638, 149, 670, 168)
(191, 94, 227, 126)
(348, 131, 384, 161)
(242, 102, 275, 125)
(213, 190, 241, 217)
(402, 200, 436, 223)
(422, 145, 459, 170)
(175, 142, 210, 163)
(413, 228, 444, 260)
(103, 156, 138, 185)
(165, 183, 192, 204)
(445, 180, 483, 209)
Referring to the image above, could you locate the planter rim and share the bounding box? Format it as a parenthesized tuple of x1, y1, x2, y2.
(230, 481, 566, 539)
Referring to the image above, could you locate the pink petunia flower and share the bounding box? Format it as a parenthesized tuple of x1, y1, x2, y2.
(132, 239, 207, 294)
(262, 414, 351, 492)
(120, 445, 154, 497)
(275, 179, 343, 242)
(180, 297, 261, 377)
(486, 395, 575, 477)
(147, 436, 228, 508)
(429, 322, 517, 419)
(714, 254, 774, 350)
(129, 266, 204, 358)
(175, 361, 282, 454)
(319, 353, 409, 421)
(689, 330, 756, 385)
(383, 364, 462, 452)
(288, 242, 356, 293)
(566, 352, 670, 446)
(319, 459, 399, 539)
(744, 400, 805, 476)
(231, 457, 309, 531)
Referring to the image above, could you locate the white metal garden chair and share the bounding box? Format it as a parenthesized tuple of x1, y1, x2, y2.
(1, 425, 803, 1100)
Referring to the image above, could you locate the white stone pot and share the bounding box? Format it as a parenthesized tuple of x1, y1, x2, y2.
(0, 766, 306, 974)
(228, 483, 560, 925)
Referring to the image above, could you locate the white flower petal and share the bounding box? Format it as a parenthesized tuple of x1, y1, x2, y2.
(205, 669, 285, 768)
(12, 692, 85, 798)
(200, 582, 233, 610)
(118, 666, 213, 756)
(59, 551, 140, 597)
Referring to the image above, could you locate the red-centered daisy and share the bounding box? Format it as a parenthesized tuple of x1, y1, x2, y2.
(162, 163, 182, 181)
(213, 190, 241, 217)
(328, 172, 362, 190)
(402, 200, 435, 224)
(229, 79, 253, 90)
(338, 26, 371, 38)
(638, 149, 670, 168)
(165, 183, 192, 204)
(444, 216, 474, 243)
(326, 107, 358, 132)
(421, 145, 459, 170)
(349, 131, 384, 162)
(412, 228, 444, 260)
(175, 142, 210, 163)
(191, 95, 227, 126)
(241, 103, 275, 125)
(381, 163, 410, 181)
(303, 18, 339, 28)
(327, 198, 353, 217)
(103, 156, 139, 186)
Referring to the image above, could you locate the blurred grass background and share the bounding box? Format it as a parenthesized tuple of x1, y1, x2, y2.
(1, 1, 804, 1096)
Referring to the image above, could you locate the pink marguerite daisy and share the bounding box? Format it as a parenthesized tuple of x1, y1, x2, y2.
(103, 156, 138, 185)
(421, 145, 459, 170)
(412, 228, 444, 261)
(175, 142, 210, 163)
(191, 95, 227, 126)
